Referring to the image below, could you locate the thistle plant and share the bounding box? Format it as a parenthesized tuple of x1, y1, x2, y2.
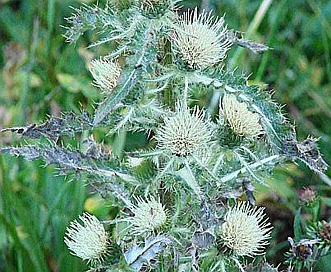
(0, 0, 329, 271)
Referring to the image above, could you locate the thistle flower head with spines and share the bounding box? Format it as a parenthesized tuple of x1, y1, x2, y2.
(128, 196, 168, 236)
(138, 0, 171, 17)
(89, 58, 121, 94)
(218, 202, 272, 257)
(220, 93, 263, 138)
(140, 0, 168, 10)
(173, 7, 232, 70)
(64, 213, 111, 265)
(155, 102, 214, 157)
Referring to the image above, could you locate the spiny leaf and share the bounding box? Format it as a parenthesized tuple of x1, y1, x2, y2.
(93, 67, 136, 126)
(176, 161, 202, 198)
(0, 144, 117, 178)
(0, 145, 42, 161)
(93, 23, 157, 125)
(245, 260, 280, 272)
(63, 3, 122, 43)
(282, 136, 328, 174)
(124, 235, 172, 271)
(1, 111, 94, 141)
(192, 230, 215, 249)
(228, 30, 269, 54)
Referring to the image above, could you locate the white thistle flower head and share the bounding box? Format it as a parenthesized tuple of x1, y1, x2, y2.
(173, 7, 232, 70)
(220, 93, 263, 137)
(218, 202, 272, 257)
(64, 213, 110, 265)
(89, 58, 121, 93)
(155, 103, 213, 157)
(128, 196, 167, 236)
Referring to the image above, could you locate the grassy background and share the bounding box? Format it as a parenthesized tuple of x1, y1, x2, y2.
(0, 0, 330, 271)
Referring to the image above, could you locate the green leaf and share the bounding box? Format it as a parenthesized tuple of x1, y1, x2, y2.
(93, 69, 136, 125)
(176, 162, 202, 198)
(293, 207, 303, 239)
(124, 235, 172, 271)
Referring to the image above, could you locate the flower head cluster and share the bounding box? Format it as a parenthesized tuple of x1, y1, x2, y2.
(218, 202, 272, 257)
(64, 213, 110, 265)
(298, 187, 316, 205)
(318, 221, 331, 244)
(287, 237, 319, 261)
(128, 196, 167, 236)
(89, 58, 121, 94)
(220, 93, 263, 138)
(155, 103, 213, 157)
(173, 8, 232, 70)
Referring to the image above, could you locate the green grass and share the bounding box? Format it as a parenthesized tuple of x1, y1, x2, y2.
(0, 0, 330, 271)
(0, 0, 94, 270)
(0, 156, 87, 271)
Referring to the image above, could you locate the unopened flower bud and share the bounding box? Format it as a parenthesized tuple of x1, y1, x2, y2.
(220, 94, 263, 138)
(298, 187, 316, 204)
(89, 58, 121, 94)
